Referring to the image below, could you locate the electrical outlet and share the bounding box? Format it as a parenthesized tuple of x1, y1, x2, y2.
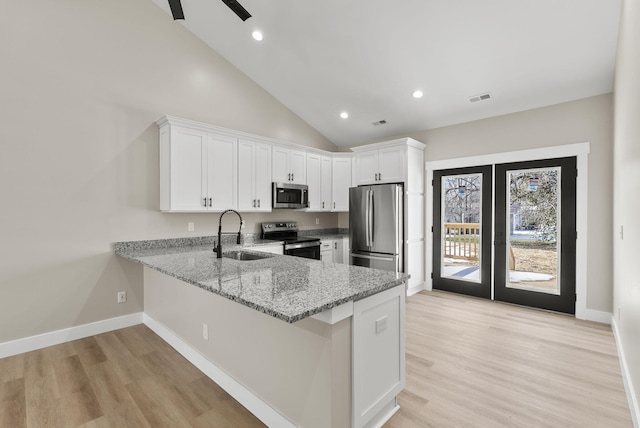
(188, 222, 195, 232)
(241, 220, 245, 229)
(618, 306, 621, 319)
(202, 323, 209, 340)
(117, 291, 127, 304)
(315, 218, 319, 225)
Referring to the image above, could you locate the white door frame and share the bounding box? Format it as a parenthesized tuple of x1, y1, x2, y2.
(425, 142, 595, 321)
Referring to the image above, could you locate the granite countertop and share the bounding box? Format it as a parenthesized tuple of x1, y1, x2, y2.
(114, 236, 407, 323)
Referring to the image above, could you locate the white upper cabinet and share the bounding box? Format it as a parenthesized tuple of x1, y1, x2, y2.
(353, 145, 404, 185)
(331, 155, 352, 211)
(321, 156, 332, 211)
(273, 146, 306, 184)
(206, 133, 238, 211)
(159, 122, 237, 212)
(238, 139, 272, 212)
(307, 153, 333, 211)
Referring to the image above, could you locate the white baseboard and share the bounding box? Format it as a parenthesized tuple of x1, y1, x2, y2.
(406, 284, 425, 297)
(0, 312, 143, 359)
(612, 316, 640, 428)
(142, 314, 295, 428)
(578, 308, 612, 324)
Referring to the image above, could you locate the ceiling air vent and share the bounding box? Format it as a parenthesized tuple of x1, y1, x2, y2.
(468, 93, 492, 103)
(372, 120, 388, 126)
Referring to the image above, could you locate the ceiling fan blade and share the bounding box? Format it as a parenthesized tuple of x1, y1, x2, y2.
(221, 0, 252, 21)
(167, 0, 185, 20)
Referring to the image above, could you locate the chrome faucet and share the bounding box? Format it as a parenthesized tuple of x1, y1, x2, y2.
(214, 209, 244, 258)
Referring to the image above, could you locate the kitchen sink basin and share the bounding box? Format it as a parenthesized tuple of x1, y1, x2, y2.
(222, 251, 274, 261)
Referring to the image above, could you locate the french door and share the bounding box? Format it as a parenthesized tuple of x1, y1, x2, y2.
(494, 158, 576, 314)
(433, 157, 577, 314)
(433, 166, 492, 299)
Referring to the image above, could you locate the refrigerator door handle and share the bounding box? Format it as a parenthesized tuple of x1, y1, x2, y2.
(369, 190, 376, 247)
(368, 189, 374, 246)
(365, 189, 370, 247)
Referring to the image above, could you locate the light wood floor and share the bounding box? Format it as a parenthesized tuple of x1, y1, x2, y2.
(0, 324, 265, 427)
(0, 291, 632, 427)
(386, 291, 632, 427)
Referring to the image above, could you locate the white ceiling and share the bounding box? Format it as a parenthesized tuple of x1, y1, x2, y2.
(151, 0, 621, 147)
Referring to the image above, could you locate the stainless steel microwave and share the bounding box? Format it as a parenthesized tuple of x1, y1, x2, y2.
(272, 182, 309, 209)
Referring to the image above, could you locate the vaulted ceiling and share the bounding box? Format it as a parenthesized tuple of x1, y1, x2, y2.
(151, 0, 621, 146)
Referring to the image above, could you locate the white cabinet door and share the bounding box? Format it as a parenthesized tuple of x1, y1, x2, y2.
(206, 133, 237, 211)
(238, 140, 272, 212)
(162, 126, 236, 212)
(272, 146, 290, 183)
(378, 146, 404, 183)
(333, 238, 344, 264)
(289, 149, 307, 184)
(321, 156, 332, 211)
(253, 143, 272, 211)
(354, 150, 379, 186)
(237, 140, 256, 211)
(332, 156, 352, 211)
(306, 153, 322, 211)
(167, 126, 208, 211)
(272, 147, 307, 184)
(320, 239, 333, 262)
(354, 146, 405, 185)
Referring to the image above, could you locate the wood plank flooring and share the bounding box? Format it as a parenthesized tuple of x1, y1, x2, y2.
(386, 291, 633, 427)
(0, 291, 632, 427)
(0, 324, 265, 428)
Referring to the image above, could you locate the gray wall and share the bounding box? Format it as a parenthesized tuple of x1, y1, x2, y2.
(613, 0, 640, 417)
(0, 0, 338, 343)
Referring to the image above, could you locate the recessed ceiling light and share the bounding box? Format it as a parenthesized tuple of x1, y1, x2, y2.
(340, 112, 349, 119)
(252, 30, 263, 41)
(412, 90, 423, 99)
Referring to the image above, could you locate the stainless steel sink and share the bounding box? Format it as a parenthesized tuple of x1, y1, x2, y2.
(222, 251, 274, 261)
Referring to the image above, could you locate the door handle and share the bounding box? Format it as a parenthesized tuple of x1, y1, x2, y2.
(209, 197, 212, 207)
(322, 201, 325, 209)
(257, 199, 261, 208)
(253, 199, 256, 208)
(203, 197, 207, 207)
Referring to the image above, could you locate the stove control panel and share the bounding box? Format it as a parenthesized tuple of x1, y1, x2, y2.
(261, 221, 299, 233)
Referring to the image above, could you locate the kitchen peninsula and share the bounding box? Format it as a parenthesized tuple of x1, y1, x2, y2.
(115, 237, 407, 428)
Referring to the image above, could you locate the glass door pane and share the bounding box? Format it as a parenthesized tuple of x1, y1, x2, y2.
(441, 174, 483, 283)
(506, 167, 560, 294)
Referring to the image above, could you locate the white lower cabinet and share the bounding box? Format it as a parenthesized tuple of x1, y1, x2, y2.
(333, 237, 349, 264)
(320, 239, 333, 262)
(353, 284, 405, 427)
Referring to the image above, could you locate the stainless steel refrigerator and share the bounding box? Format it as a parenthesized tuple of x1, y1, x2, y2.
(349, 183, 403, 273)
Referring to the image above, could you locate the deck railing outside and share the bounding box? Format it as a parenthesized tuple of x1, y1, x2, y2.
(443, 223, 480, 261)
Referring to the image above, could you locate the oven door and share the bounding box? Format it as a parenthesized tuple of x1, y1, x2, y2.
(285, 242, 321, 260)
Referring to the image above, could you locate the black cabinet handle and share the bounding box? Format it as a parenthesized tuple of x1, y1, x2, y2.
(257, 199, 261, 208)
(208, 197, 212, 207)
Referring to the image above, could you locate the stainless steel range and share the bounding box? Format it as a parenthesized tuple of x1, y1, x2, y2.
(261, 222, 321, 260)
